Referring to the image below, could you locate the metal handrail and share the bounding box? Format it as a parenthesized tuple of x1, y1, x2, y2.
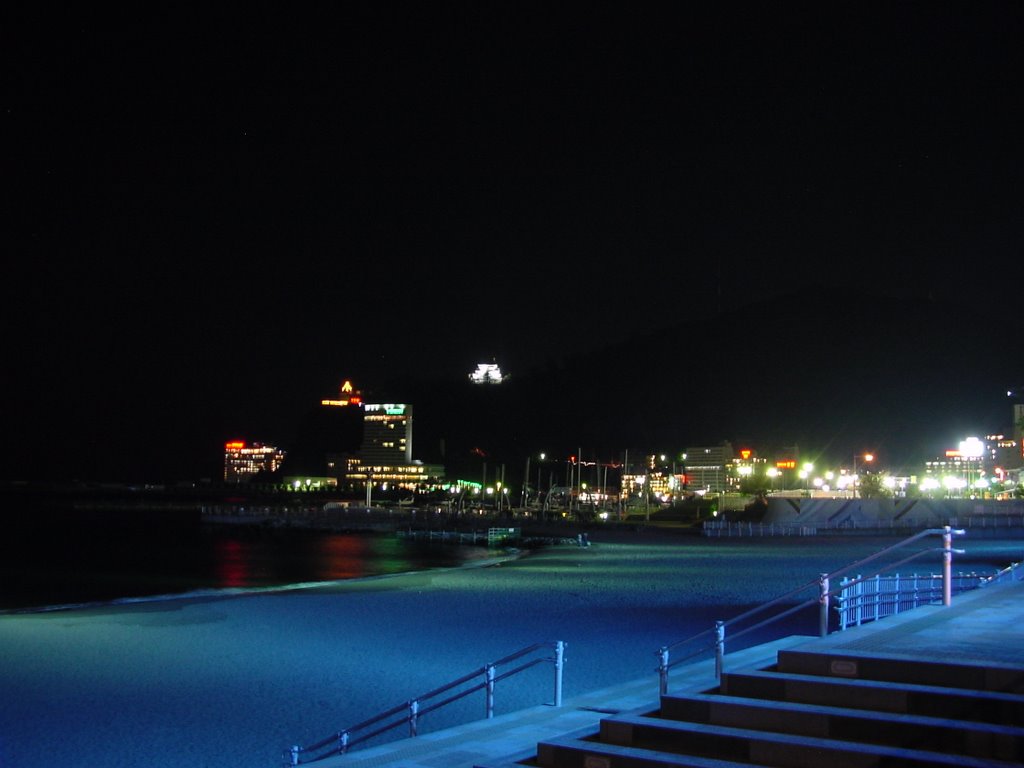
(285, 640, 565, 765)
(982, 558, 1023, 585)
(656, 526, 966, 693)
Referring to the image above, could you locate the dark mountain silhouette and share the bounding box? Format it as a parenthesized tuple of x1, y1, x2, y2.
(388, 287, 1020, 485)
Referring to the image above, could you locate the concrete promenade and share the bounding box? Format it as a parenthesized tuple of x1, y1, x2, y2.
(302, 575, 1024, 768)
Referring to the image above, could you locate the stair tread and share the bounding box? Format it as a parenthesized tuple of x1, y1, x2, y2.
(658, 690, 1024, 760)
(776, 648, 1024, 691)
(603, 713, 1020, 767)
(661, 690, 1024, 737)
(724, 668, 1024, 703)
(537, 734, 771, 768)
(780, 646, 1024, 670)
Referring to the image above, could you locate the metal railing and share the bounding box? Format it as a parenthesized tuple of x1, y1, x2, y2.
(982, 558, 1024, 586)
(835, 572, 985, 630)
(656, 526, 966, 694)
(285, 641, 565, 765)
(835, 555, 1023, 629)
(702, 521, 819, 537)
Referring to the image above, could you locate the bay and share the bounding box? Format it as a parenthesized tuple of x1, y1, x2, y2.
(0, 518, 493, 612)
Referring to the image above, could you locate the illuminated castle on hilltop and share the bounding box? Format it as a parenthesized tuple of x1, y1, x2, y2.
(469, 362, 507, 384)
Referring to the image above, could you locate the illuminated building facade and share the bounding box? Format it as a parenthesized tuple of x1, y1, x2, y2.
(620, 469, 675, 503)
(340, 456, 446, 492)
(922, 436, 1008, 495)
(321, 379, 362, 408)
(360, 403, 412, 464)
(733, 449, 768, 491)
(987, 433, 1023, 471)
(683, 443, 735, 493)
(223, 441, 286, 483)
(318, 380, 444, 492)
(621, 455, 686, 503)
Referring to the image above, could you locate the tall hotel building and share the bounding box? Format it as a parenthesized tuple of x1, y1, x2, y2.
(321, 381, 443, 491)
(360, 403, 413, 463)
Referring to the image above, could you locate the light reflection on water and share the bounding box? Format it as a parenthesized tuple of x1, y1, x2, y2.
(0, 527, 483, 611)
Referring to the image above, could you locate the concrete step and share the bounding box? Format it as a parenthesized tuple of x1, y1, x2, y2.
(719, 667, 1024, 724)
(599, 713, 1020, 767)
(659, 691, 1024, 761)
(775, 648, 1024, 693)
(535, 733, 769, 768)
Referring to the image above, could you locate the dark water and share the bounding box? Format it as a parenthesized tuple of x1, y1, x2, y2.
(0, 516, 490, 612)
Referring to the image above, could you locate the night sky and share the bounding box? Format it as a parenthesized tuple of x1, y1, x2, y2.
(4, 4, 1022, 483)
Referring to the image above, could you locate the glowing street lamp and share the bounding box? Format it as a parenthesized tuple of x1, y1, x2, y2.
(943, 476, 966, 497)
(798, 462, 814, 490)
(853, 453, 874, 497)
(536, 452, 547, 510)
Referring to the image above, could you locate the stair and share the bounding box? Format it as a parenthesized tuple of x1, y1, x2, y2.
(520, 648, 1024, 768)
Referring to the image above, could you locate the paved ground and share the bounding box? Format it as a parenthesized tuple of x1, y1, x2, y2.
(299, 575, 1024, 768)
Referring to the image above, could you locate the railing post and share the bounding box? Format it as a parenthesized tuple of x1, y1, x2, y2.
(836, 577, 847, 632)
(818, 573, 830, 638)
(942, 525, 953, 606)
(854, 575, 862, 627)
(553, 641, 564, 707)
(873, 574, 880, 621)
(657, 647, 669, 696)
(714, 621, 725, 680)
(409, 699, 419, 737)
(485, 664, 495, 719)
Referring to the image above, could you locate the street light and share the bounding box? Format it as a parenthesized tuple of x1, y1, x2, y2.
(853, 453, 874, 497)
(536, 452, 546, 511)
(799, 462, 814, 492)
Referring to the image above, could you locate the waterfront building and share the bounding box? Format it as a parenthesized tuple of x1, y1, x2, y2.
(320, 379, 363, 408)
(317, 380, 413, 468)
(360, 402, 413, 464)
(339, 458, 446, 493)
(683, 442, 735, 494)
(733, 448, 768, 491)
(987, 433, 1023, 472)
(223, 441, 286, 483)
(281, 475, 338, 490)
(924, 436, 988, 496)
(620, 455, 683, 504)
(317, 380, 446, 493)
